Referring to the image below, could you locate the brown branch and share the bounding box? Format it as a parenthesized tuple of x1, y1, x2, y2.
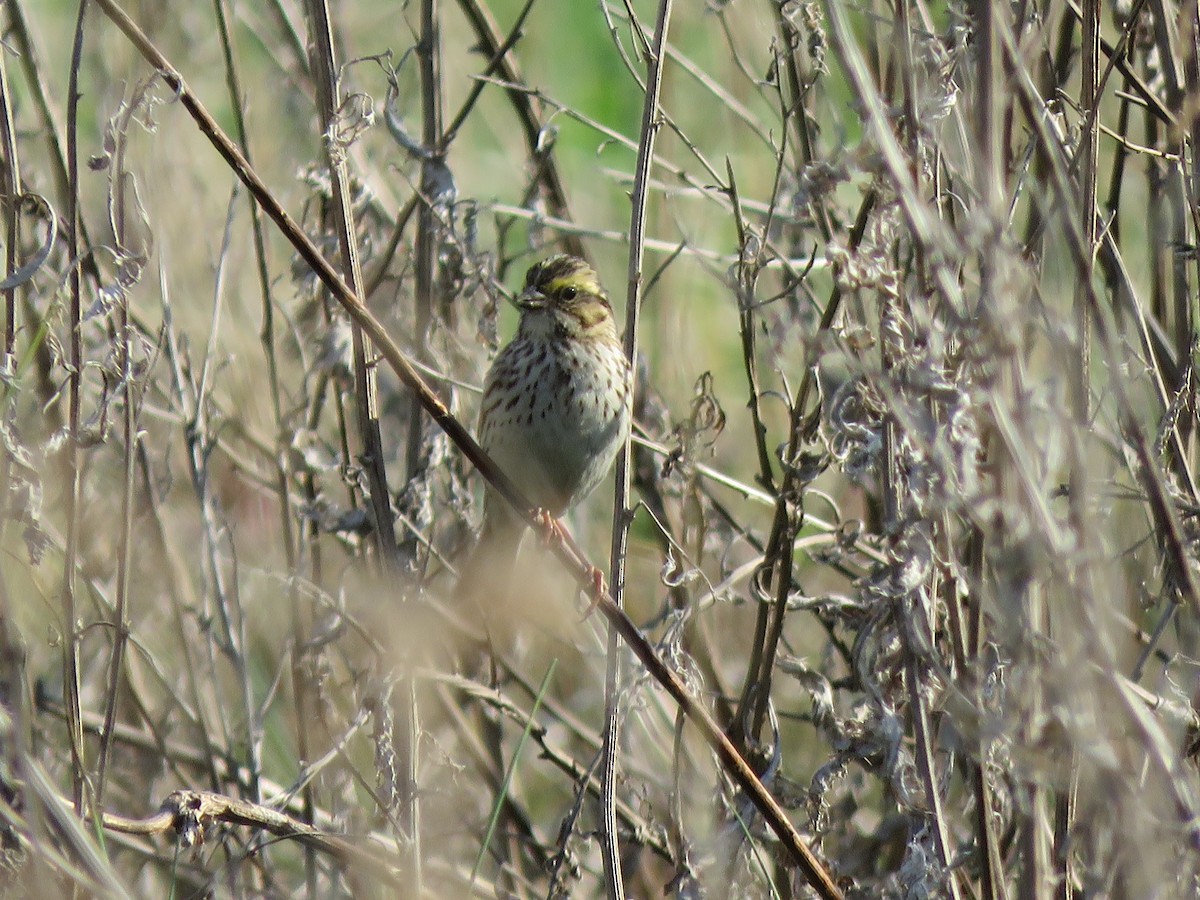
(102, 789, 406, 887)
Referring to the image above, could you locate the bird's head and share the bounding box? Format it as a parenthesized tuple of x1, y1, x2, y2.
(516, 255, 617, 340)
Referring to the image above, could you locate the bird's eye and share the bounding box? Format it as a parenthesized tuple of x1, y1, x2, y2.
(561, 286, 578, 301)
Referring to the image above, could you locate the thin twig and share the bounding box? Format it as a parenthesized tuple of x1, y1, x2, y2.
(602, 2, 674, 894)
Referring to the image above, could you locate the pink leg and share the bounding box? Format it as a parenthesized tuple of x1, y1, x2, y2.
(581, 566, 607, 619)
(526, 509, 607, 616)
(531, 508, 567, 548)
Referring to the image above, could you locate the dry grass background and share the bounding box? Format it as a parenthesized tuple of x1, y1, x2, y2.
(2, 0, 1200, 897)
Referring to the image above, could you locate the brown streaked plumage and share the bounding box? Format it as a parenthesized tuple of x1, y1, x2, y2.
(462, 255, 632, 603)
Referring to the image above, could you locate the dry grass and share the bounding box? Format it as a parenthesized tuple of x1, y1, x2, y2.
(2, 0, 1200, 897)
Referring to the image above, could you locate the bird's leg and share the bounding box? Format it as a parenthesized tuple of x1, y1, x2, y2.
(530, 508, 567, 548)
(580, 566, 607, 620)
(527, 508, 608, 616)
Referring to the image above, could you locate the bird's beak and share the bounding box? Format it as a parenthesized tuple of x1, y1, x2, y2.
(516, 288, 548, 310)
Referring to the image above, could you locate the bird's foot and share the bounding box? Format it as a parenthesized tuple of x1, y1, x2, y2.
(530, 508, 567, 549)
(524, 509, 607, 617)
(580, 566, 607, 620)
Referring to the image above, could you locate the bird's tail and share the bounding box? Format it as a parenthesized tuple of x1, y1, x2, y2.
(456, 512, 527, 610)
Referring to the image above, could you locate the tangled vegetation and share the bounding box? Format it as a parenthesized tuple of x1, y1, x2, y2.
(2, 1, 1199, 897)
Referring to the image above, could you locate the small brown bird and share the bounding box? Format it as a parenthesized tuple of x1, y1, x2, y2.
(462, 255, 632, 604)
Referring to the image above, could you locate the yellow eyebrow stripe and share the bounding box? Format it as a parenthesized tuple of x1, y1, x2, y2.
(548, 274, 599, 294)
